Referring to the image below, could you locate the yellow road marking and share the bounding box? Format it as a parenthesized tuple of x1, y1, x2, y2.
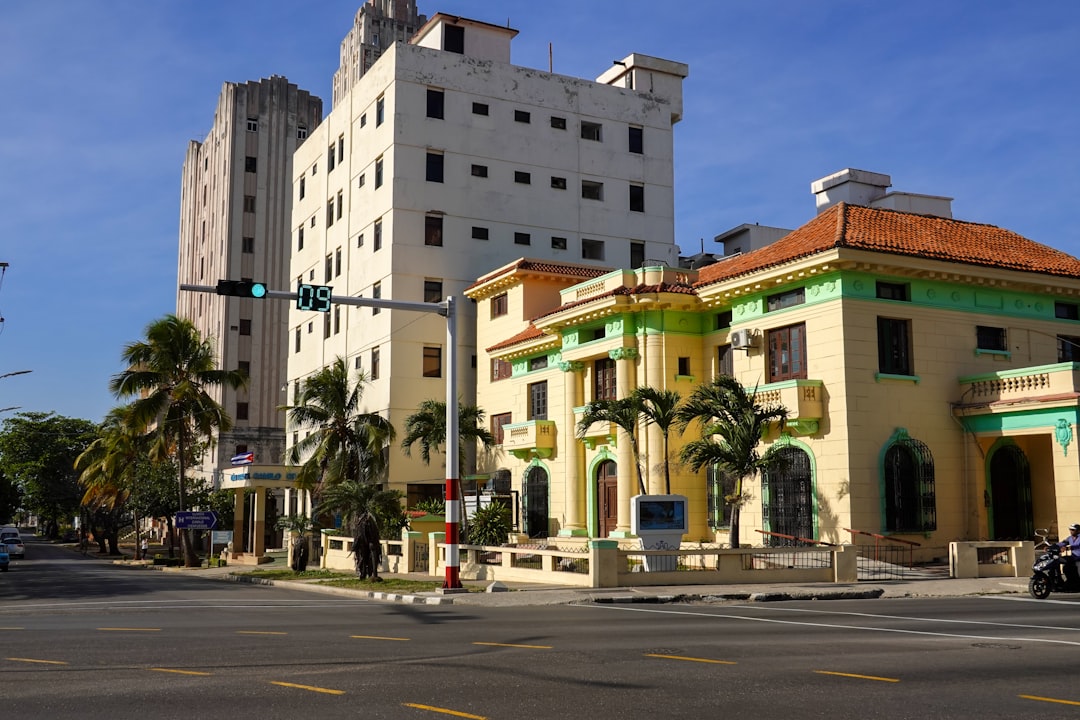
(472, 641, 551, 649)
(351, 635, 410, 641)
(403, 702, 487, 719)
(6, 657, 68, 665)
(645, 653, 736, 665)
(97, 627, 160, 632)
(236, 630, 287, 635)
(270, 681, 345, 695)
(815, 670, 899, 683)
(151, 668, 212, 676)
(1020, 694, 1080, 707)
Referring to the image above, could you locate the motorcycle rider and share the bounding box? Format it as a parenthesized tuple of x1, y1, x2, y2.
(1059, 523, 1080, 586)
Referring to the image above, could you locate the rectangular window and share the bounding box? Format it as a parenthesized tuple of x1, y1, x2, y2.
(630, 241, 645, 268)
(298, 226, 306, 250)
(491, 358, 512, 381)
(326, 197, 335, 227)
(1058, 335, 1080, 362)
(312, 162, 317, 175)
(581, 238, 604, 260)
(294, 327, 301, 353)
(372, 281, 381, 315)
(551, 236, 567, 250)
(423, 346, 442, 377)
(514, 232, 531, 246)
(236, 402, 249, 421)
(239, 319, 252, 336)
(425, 215, 443, 246)
(299, 176, 305, 200)
(715, 310, 733, 329)
(338, 135, 344, 163)
(293, 381, 300, 405)
(333, 306, 341, 335)
(426, 152, 444, 183)
(242, 236, 254, 254)
(245, 156, 257, 173)
(491, 412, 512, 445)
(370, 346, 380, 380)
(629, 126, 643, 154)
(323, 312, 331, 339)
(629, 184, 644, 212)
(247, 118, 258, 132)
(335, 247, 342, 277)
(550, 176, 567, 190)
(491, 293, 508, 317)
(337, 191, 343, 220)
(767, 288, 806, 312)
(530, 356, 548, 371)
(514, 171, 531, 184)
(877, 318, 913, 375)
(1056, 302, 1080, 320)
(581, 121, 603, 141)
(444, 24, 464, 53)
(310, 215, 316, 228)
(374, 157, 384, 188)
(472, 226, 489, 240)
(768, 323, 807, 382)
(297, 125, 307, 139)
(471, 164, 488, 178)
(324, 254, 333, 283)
(514, 109, 531, 123)
(376, 96, 385, 126)
(877, 281, 911, 301)
(528, 381, 548, 420)
(594, 358, 616, 401)
(358, 173, 365, 187)
(424, 279, 443, 303)
(717, 344, 733, 376)
(360, 113, 367, 127)
(976, 325, 1007, 352)
(426, 88, 444, 119)
(550, 116, 567, 130)
(356, 232, 364, 248)
(374, 218, 382, 251)
(582, 180, 603, 201)
(243, 195, 256, 213)
(677, 357, 691, 376)
(327, 144, 336, 172)
(472, 102, 489, 116)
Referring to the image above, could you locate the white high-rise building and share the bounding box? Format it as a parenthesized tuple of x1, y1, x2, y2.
(288, 13, 688, 504)
(332, 0, 427, 109)
(177, 76, 322, 488)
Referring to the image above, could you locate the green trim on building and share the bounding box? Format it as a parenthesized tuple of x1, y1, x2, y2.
(958, 406, 1080, 434)
(585, 447, 617, 539)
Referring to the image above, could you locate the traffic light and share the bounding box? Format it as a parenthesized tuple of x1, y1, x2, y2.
(216, 279, 267, 298)
(297, 283, 332, 312)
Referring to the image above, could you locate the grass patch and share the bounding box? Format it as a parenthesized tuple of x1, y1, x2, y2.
(320, 577, 447, 593)
(242, 569, 354, 580)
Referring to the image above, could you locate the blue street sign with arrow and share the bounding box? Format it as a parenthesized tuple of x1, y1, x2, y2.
(175, 511, 218, 530)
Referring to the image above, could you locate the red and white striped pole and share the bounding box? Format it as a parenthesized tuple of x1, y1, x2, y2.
(444, 295, 463, 589)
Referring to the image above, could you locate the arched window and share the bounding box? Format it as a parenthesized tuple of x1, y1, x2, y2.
(883, 432, 936, 532)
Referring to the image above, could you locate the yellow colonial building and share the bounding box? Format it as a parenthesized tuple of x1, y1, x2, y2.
(467, 197, 1080, 561)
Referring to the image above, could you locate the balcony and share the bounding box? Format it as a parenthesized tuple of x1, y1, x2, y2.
(755, 379, 824, 435)
(503, 420, 557, 460)
(957, 363, 1080, 410)
(573, 407, 620, 450)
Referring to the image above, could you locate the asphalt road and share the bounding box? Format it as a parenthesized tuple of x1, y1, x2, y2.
(3, 535, 1080, 719)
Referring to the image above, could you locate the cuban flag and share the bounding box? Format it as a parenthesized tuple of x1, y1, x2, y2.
(230, 452, 254, 466)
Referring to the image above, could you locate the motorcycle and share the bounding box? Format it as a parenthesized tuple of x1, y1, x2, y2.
(1029, 529, 1080, 599)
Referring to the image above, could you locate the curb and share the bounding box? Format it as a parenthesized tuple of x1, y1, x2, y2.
(221, 573, 454, 605)
(588, 588, 886, 604)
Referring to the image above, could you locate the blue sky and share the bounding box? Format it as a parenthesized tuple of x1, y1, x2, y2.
(1, 1, 1077, 424)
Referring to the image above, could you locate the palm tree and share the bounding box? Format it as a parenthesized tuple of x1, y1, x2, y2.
(676, 375, 788, 549)
(281, 357, 396, 504)
(576, 396, 647, 496)
(631, 387, 683, 495)
(110, 314, 247, 567)
(400, 399, 496, 477)
(318, 478, 406, 540)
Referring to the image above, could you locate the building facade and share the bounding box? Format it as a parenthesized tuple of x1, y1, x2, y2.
(332, 0, 427, 109)
(177, 76, 322, 490)
(287, 13, 687, 504)
(469, 171, 1080, 560)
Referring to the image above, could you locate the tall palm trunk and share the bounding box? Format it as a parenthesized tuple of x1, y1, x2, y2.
(177, 430, 196, 567)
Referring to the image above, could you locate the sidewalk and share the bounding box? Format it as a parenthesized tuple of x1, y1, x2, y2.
(113, 550, 1033, 607)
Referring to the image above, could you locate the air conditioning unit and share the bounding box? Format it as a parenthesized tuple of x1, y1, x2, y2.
(730, 329, 756, 350)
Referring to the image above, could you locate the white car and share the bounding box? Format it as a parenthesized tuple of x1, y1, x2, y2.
(4, 537, 24, 559)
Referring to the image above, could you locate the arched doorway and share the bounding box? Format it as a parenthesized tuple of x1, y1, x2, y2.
(596, 460, 618, 538)
(523, 464, 549, 539)
(989, 443, 1033, 540)
(761, 446, 814, 546)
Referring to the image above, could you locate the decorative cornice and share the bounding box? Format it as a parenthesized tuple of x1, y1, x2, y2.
(609, 347, 639, 361)
(558, 361, 585, 373)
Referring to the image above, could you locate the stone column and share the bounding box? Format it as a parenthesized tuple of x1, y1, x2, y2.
(558, 361, 587, 536)
(252, 486, 266, 558)
(643, 332, 665, 495)
(231, 488, 244, 554)
(611, 347, 639, 536)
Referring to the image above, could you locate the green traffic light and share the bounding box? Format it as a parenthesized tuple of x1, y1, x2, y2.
(251, 283, 267, 298)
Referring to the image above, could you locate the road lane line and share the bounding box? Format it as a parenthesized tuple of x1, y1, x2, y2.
(6, 657, 68, 665)
(236, 630, 287, 635)
(730, 604, 1080, 633)
(587, 605, 1080, 646)
(403, 702, 487, 719)
(97, 627, 161, 632)
(351, 635, 410, 641)
(815, 670, 899, 683)
(270, 681, 345, 695)
(645, 653, 736, 665)
(151, 668, 212, 676)
(0, 627, 24, 631)
(1021, 694, 1080, 706)
(472, 641, 552, 649)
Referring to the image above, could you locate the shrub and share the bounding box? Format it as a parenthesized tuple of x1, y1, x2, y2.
(467, 502, 511, 547)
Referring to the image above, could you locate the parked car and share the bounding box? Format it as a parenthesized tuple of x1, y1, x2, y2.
(0, 546, 8, 571)
(4, 537, 24, 559)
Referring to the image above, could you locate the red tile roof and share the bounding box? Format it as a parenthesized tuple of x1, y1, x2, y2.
(696, 203, 1080, 287)
(487, 323, 547, 352)
(469, 259, 611, 291)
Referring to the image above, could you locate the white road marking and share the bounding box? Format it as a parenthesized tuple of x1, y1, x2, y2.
(725, 604, 1080, 633)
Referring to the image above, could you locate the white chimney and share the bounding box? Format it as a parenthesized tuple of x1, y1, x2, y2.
(811, 168, 892, 214)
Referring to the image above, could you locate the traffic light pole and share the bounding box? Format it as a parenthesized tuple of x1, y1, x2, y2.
(179, 283, 464, 590)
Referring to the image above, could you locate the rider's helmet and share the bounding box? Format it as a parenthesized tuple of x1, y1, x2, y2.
(1070, 523, 1080, 532)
